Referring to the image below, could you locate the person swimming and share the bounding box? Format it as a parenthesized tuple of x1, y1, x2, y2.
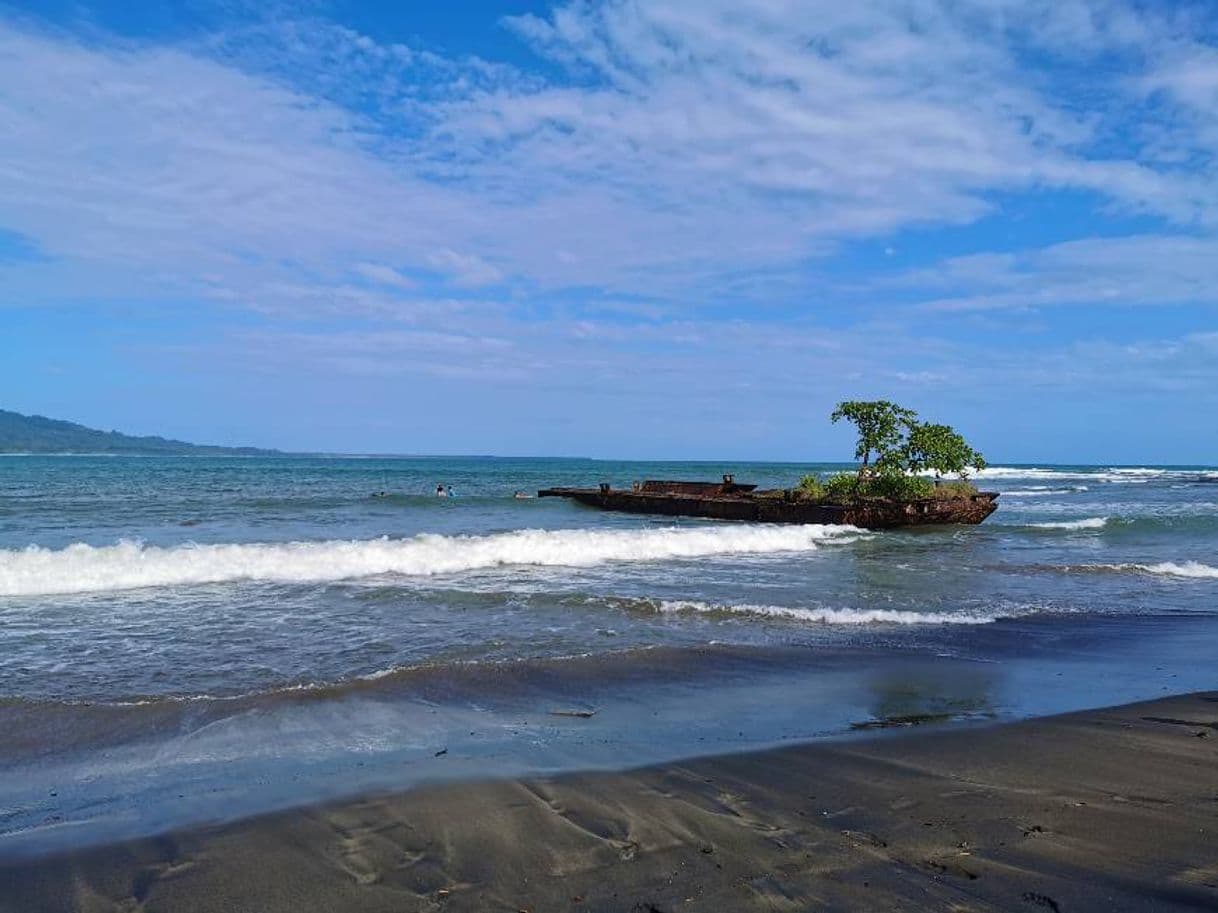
(436, 484, 448, 497)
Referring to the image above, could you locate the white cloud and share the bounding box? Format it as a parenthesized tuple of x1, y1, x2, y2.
(352, 262, 416, 290)
(894, 235, 1218, 311)
(426, 249, 504, 287)
(3, 1, 1218, 319)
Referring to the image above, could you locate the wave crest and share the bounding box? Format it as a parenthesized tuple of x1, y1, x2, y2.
(1027, 517, 1109, 531)
(1062, 561, 1218, 580)
(977, 466, 1218, 484)
(1000, 486, 1089, 496)
(655, 599, 998, 625)
(0, 525, 862, 597)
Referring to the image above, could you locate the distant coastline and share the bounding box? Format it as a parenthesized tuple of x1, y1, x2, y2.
(0, 409, 280, 456)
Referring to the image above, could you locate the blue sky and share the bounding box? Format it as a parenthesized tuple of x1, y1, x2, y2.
(2, 0, 1218, 461)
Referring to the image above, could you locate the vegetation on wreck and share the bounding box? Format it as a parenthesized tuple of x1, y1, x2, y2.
(793, 401, 986, 503)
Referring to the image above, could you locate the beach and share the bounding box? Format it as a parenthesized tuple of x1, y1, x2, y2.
(4, 691, 1215, 912)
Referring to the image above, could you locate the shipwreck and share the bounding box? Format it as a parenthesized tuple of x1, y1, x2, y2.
(538, 476, 999, 530)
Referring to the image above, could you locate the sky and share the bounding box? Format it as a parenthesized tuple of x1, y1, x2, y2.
(2, 0, 1218, 462)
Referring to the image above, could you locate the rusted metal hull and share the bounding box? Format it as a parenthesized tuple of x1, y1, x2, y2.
(537, 486, 999, 529)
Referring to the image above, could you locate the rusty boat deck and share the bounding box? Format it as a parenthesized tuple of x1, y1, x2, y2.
(538, 478, 999, 530)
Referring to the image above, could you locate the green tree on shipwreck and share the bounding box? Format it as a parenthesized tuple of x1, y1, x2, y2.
(903, 422, 986, 479)
(811, 400, 985, 501)
(829, 400, 918, 477)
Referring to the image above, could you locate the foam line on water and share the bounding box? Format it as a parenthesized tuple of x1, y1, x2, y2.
(1122, 561, 1218, 579)
(1061, 561, 1218, 579)
(0, 525, 863, 597)
(1000, 486, 1089, 496)
(656, 600, 999, 625)
(974, 466, 1218, 484)
(1027, 517, 1109, 531)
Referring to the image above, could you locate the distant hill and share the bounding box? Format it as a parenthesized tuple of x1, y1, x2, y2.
(0, 409, 281, 455)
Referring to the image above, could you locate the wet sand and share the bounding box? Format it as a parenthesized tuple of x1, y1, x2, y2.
(3, 692, 1216, 912)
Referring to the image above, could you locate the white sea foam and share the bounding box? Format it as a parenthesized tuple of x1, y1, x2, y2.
(0, 525, 862, 597)
(1127, 561, 1218, 579)
(1000, 486, 1089, 497)
(1066, 561, 1218, 579)
(1028, 517, 1109, 531)
(971, 467, 1075, 479)
(974, 466, 1205, 484)
(656, 600, 998, 625)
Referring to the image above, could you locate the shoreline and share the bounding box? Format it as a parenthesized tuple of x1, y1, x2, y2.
(4, 615, 1215, 863)
(3, 692, 1215, 912)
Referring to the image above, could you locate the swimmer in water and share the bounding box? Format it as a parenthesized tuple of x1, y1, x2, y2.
(436, 484, 448, 497)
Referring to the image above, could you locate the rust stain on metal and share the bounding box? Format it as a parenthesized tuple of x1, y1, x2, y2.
(537, 479, 998, 529)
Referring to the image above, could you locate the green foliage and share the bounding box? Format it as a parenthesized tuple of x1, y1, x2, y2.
(863, 473, 935, 500)
(818, 471, 934, 502)
(830, 400, 918, 474)
(903, 422, 986, 479)
(796, 470, 977, 503)
(788, 402, 984, 503)
(830, 400, 985, 486)
(823, 472, 860, 501)
(795, 475, 824, 499)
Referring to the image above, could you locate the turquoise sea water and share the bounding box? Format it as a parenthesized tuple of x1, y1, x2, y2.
(2, 456, 1217, 855)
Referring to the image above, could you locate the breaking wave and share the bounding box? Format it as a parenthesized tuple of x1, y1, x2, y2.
(1063, 561, 1218, 580)
(1000, 486, 1090, 497)
(655, 600, 1000, 625)
(975, 466, 1218, 484)
(1027, 517, 1110, 531)
(0, 525, 862, 597)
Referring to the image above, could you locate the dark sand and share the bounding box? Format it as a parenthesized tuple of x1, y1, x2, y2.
(4, 693, 1216, 912)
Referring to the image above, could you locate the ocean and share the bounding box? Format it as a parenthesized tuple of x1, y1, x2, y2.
(2, 455, 1217, 856)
